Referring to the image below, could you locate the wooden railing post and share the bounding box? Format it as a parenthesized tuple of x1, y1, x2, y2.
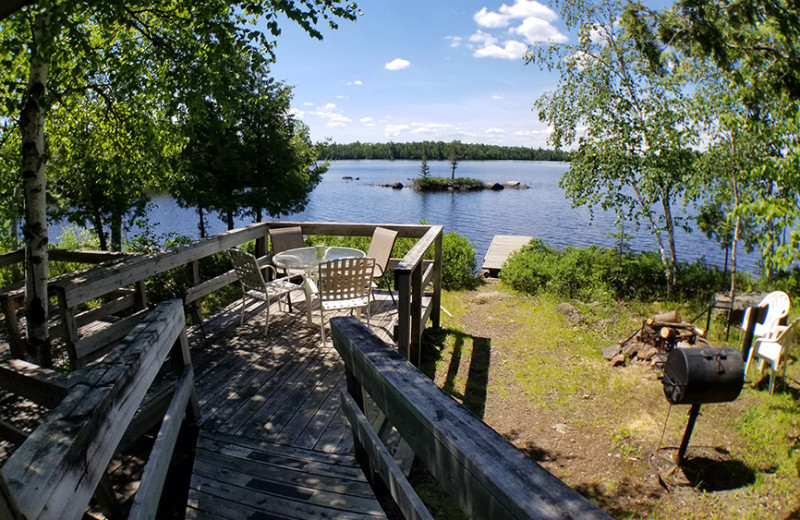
(410, 264, 423, 367)
(53, 286, 79, 367)
(134, 280, 147, 310)
(431, 231, 442, 329)
(0, 294, 25, 359)
(187, 260, 203, 323)
(395, 269, 411, 360)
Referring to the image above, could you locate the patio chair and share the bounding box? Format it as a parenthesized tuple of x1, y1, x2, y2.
(366, 226, 398, 305)
(228, 248, 302, 334)
(270, 225, 305, 279)
(308, 257, 375, 344)
(745, 317, 799, 394)
(740, 291, 791, 340)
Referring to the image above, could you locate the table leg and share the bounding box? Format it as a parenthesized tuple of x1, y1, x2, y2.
(303, 272, 314, 326)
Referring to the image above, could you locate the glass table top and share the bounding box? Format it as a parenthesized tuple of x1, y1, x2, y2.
(272, 246, 366, 270)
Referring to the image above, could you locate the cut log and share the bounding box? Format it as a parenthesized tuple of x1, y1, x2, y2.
(659, 327, 677, 340)
(652, 309, 681, 323)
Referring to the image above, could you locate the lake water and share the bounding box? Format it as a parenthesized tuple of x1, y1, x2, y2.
(50, 160, 761, 273)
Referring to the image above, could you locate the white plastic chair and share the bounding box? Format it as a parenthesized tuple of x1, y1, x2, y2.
(740, 291, 791, 340)
(745, 317, 798, 394)
(228, 248, 303, 334)
(307, 257, 375, 344)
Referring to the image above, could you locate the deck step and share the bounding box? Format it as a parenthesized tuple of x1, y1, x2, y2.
(187, 430, 387, 519)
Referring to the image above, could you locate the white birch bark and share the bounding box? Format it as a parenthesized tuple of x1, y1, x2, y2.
(20, 11, 52, 366)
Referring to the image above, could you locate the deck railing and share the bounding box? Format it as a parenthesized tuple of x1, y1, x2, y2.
(0, 300, 199, 520)
(331, 317, 611, 520)
(0, 221, 442, 368)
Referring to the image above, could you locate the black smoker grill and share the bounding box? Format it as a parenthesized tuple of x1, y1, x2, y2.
(661, 347, 744, 463)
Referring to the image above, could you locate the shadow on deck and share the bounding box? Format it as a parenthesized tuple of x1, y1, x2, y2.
(184, 289, 398, 519)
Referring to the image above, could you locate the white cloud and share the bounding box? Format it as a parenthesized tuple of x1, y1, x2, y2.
(500, 0, 558, 22)
(486, 128, 506, 134)
(474, 7, 509, 28)
(360, 117, 376, 126)
(410, 123, 454, 134)
(469, 30, 498, 47)
(469, 0, 566, 59)
(474, 40, 528, 60)
(385, 124, 411, 137)
(492, 95, 503, 100)
(309, 103, 352, 128)
(512, 16, 568, 44)
(445, 36, 463, 48)
(347, 80, 363, 86)
(385, 58, 410, 71)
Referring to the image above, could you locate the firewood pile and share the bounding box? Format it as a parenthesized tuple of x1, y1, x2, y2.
(603, 309, 708, 367)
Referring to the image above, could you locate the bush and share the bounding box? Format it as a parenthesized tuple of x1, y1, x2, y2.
(500, 239, 742, 304)
(413, 176, 483, 191)
(441, 231, 479, 291)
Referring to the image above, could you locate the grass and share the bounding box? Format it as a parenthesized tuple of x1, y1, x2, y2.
(414, 282, 800, 519)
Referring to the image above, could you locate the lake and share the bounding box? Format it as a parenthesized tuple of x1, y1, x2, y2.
(50, 160, 761, 273)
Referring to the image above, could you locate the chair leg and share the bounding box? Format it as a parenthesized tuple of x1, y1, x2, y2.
(319, 307, 326, 344)
(264, 300, 271, 335)
(744, 345, 756, 376)
(240, 295, 246, 326)
(384, 277, 396, 305)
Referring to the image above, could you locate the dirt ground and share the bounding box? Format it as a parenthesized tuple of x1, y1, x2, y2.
(423, 280, 800, 520)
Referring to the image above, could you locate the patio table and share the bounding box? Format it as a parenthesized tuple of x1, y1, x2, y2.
(272, 246, 366, 325)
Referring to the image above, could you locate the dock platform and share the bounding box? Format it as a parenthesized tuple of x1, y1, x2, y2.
(481, 235, 532, 276)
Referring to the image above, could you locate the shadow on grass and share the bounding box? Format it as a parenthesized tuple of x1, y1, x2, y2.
(680, 456, 756, 491)
(421, 327, 491, 420)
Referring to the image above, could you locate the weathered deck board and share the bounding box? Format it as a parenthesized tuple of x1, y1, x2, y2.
(185, 289, 397, 519)
(481, 234, 532, 275)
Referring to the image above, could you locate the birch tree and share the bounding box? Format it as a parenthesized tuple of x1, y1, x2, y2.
(626, 0, 800, 276)
(527, 0, 698, 289)
(0, 0, 359, 365)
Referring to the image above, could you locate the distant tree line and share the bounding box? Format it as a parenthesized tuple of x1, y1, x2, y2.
(317, 140, 571, 161)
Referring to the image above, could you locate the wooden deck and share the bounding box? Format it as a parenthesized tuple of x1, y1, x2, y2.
(481, 235, 532, 276)
(184, 288, 398, 519)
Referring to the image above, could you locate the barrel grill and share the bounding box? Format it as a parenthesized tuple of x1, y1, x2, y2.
(660, 347, 745, 465)
(662, 347, 744, 405)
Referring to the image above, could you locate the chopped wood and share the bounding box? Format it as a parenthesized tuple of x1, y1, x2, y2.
(652, 309, 681, 323)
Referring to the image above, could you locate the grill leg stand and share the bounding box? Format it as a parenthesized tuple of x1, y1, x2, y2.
(676, 404, 701, 465)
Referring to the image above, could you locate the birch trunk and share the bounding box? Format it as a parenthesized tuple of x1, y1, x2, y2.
(662, 194, 678, 289)
(20, 11, 52, 366)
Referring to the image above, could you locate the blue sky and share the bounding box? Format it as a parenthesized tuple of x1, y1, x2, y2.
(268, 1, 570, 148)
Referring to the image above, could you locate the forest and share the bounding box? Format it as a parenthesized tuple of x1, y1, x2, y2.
(317, 140, 571, 161)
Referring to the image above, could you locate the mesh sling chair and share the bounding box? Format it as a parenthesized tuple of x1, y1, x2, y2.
(228, 248, 302, 334)
(366, 226, 398, 305)
(307, 257, 375, 344)
(270, 226, 306, 280)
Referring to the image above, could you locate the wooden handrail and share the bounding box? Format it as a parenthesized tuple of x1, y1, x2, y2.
(394, 225, 443, 364)
(0, 300, 198, 520)
(3, 220, 442, 367)
(331, 317, 611, 520)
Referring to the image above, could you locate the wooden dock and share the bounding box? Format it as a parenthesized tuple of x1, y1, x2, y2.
(481, 235, 532, 276)
(183, 290, 397, 519)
